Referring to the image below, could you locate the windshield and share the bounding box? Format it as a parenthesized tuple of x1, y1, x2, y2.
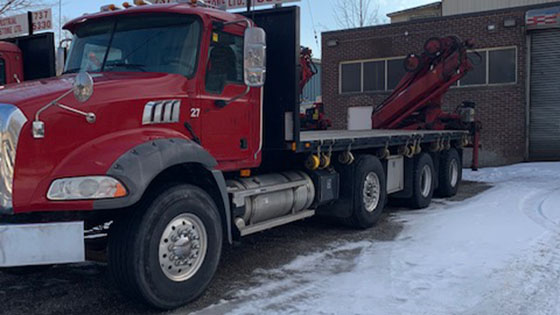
(65, 14, 201, 77)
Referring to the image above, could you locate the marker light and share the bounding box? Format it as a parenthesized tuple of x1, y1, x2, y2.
(100, 4, 120, 11)
(47, 176, 127, 201)
(133, 0, 152, 5)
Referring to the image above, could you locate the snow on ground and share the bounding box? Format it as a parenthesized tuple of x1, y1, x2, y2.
(194, 163, 560, 315)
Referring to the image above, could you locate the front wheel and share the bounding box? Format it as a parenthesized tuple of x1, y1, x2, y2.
(108, 184, 223, 310)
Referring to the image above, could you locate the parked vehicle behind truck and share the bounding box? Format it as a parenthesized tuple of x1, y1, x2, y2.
(0, 33, 57, 85)
(0, 1, 478, 309)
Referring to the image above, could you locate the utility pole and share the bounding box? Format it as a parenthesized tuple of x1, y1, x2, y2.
(58, 0, 62, 44)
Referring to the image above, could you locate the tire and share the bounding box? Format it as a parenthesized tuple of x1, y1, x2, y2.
(435, 148, 462, 198)
(407, 153, 435, 209)
(343, 155, 387, 229)
(108, 184, 223, 310)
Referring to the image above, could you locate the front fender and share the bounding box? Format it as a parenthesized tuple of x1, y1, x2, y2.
(95, 138, 218, 209)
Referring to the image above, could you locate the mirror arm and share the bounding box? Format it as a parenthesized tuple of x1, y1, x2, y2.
(34, 90, 96, 124)
(34, 89, 74, 122)
(56, 103, 96, 123)
(215, 86, 251, 108)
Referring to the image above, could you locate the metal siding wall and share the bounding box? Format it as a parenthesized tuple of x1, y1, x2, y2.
(443, 0, 560, 15)
(529, 29, 560, 160)
(302, 63, 322, 103)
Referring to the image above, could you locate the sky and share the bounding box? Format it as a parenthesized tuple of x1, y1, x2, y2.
(55, 0, 436, 57)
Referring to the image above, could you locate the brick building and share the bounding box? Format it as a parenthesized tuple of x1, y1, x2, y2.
(321, 2, 560, 166)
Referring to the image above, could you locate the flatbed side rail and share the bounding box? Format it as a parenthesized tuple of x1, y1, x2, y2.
(296, 130, 468, 153)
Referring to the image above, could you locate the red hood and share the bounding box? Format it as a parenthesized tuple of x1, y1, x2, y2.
(0, 72, 190, 119)
(10, 71, 193, 213)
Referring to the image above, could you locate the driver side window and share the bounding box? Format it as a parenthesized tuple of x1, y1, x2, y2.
(205, 31, 243, 94)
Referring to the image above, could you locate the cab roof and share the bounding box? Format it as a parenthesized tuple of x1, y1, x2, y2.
(64, 3, 245, 33)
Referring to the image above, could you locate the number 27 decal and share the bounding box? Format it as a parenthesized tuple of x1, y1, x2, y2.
(190, 108, 201, 118)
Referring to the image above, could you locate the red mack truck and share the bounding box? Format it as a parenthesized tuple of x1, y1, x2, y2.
(0, 0, 479, 309)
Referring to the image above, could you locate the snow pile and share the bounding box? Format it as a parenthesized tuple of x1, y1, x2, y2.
(196, 163, 560, 315)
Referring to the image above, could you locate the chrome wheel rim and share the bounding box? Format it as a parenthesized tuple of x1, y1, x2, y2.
(363, 172, 381, 212)
(420, 165, 433, 198)
(158, 213, 207, 282)
(449, 159, 459, 188)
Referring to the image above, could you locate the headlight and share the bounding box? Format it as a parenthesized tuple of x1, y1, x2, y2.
(47, 176, 127, 201)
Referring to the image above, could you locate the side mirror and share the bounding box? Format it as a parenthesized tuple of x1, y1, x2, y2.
(244, 27, 266, 87)
(56, 47, 66, 76)
(73, 72, 94, 103)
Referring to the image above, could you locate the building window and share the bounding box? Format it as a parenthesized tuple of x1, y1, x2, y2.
(461, 52, 487, 86)
(489, 48, 516, 84)
(341, 63, 361, 93)
(459, 47, 517, 87)
(363, 61, 384, 91)
(340, 46, 517, 94)
(340, 57, 406, 94)
(387, 58, 406, 90)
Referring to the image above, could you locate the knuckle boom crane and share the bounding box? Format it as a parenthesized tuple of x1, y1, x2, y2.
(371, 36, 481, 170)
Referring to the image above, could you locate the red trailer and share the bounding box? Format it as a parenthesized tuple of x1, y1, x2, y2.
(0, 2, 478, 309)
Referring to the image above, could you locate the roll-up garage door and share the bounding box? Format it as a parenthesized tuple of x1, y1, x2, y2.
(530, 29, 560, 160)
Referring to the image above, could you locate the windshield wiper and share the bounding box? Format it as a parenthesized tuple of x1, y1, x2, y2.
(104, 63, 147, 72)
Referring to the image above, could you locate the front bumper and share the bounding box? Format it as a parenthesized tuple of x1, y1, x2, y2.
(0, 221, 85, 267)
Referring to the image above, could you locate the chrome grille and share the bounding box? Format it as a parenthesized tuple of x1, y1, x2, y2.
(0, 104, 27, 214)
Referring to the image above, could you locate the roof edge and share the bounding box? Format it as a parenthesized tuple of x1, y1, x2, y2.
(387, 1, 441, 18)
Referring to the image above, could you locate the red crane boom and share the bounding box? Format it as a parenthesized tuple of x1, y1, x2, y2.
(371, 36, 481, 169)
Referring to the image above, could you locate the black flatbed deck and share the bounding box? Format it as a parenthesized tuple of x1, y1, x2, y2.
(297, 129, 468, 153)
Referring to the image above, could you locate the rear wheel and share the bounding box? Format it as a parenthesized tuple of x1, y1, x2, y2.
(108, 184, 222, 310)
(407, 153, 435, 209)
(344, 155, 387, 229)
(435, 148, 462, 198)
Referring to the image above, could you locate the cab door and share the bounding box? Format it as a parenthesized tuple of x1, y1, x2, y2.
(197, 29, 259, 168)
